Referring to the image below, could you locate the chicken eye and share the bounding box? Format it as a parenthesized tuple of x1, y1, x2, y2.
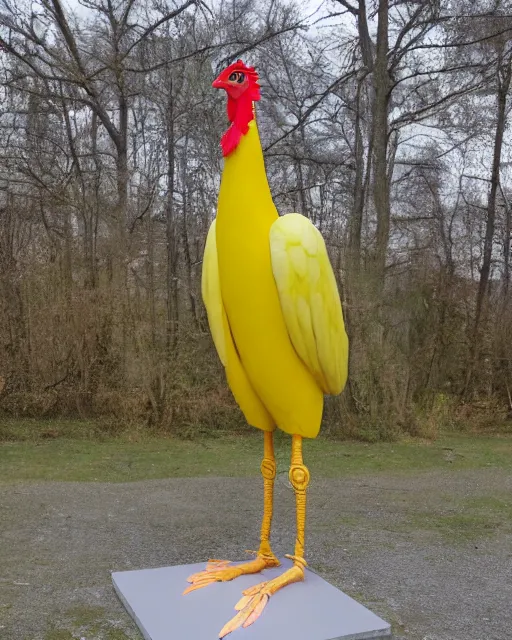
(229, 71, 245, 83)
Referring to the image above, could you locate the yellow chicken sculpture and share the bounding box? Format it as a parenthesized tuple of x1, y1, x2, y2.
(184, 60, 349, 637)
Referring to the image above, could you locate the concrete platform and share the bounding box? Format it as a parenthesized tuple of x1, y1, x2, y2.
(112, 557, 392, 640)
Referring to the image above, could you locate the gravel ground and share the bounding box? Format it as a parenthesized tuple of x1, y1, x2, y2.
(1, 469, 511, 640)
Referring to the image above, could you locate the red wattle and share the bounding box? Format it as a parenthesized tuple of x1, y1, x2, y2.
(221, 94, 254, 157)
(227, 96, 237, 123)
(221, 125, 243, 157)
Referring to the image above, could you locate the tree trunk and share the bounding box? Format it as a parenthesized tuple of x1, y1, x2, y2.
(464, 59, 511, 396)
(166, 86, 179, 356)
(371, 0, 391, 289)
(347, 75, 366, 276)
(0, 200, 30, 391)
(357, 0, 374, 71)
(115, 91, 130, 379)
(181, 137, 200, 330)
(146, 214, 157, 352)
(501, 185, 510, 304)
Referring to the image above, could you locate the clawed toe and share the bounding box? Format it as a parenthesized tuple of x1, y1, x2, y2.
(183, 561, 242, 594)
(219, 587, 270, 638)
(183, 555, 278, 596)
(186, 560, 231, 583)
(218, 562, 305, 637)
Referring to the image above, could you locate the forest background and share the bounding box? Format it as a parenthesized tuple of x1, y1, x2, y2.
(1, 0, 512, 441)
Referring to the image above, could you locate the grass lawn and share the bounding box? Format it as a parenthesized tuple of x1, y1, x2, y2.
(1, 420, 512, 640)
(1, 418, 511, 483)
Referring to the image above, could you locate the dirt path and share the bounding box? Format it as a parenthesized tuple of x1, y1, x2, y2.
(1, 469, 511, 640)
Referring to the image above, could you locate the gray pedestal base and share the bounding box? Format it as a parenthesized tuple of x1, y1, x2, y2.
(112, 557, 391, 640)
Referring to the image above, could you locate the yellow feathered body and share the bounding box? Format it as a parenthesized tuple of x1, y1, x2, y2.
(203, 118, 348, 439)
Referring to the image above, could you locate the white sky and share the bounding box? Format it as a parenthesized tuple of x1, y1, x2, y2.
(37, 0, 509, 204)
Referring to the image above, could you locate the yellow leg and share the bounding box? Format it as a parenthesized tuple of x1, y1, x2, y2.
(289, 433, 310, 564)
(258, 431, 280, 563)
(219, 435, 310, 638)
(183, 431, 279, 595)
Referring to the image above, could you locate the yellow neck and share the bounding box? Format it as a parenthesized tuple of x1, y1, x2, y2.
(218, 119, 276, 217)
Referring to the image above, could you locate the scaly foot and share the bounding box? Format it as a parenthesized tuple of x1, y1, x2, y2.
(183, 554, 280, 595)
(218, 555, 306, 638)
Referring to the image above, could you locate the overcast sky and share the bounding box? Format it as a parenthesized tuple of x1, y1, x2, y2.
(39, 0, 508, 197)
